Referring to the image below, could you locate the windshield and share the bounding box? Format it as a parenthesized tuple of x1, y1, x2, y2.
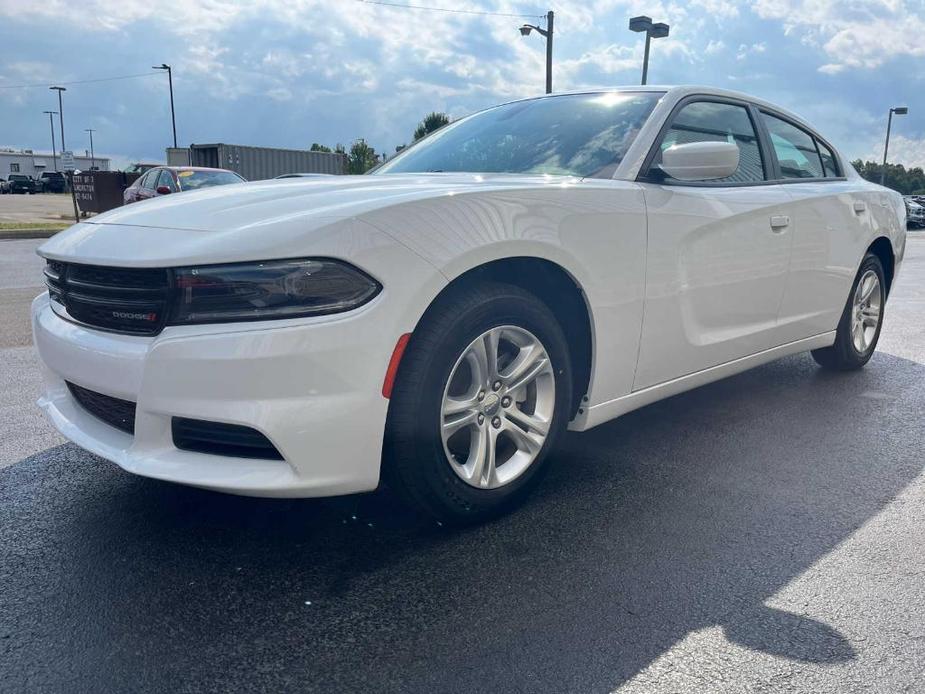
(177, 170, 244, 190)
(376, 92, 662, 178)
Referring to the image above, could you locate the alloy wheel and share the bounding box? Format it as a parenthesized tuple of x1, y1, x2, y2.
(440, 325, 556, 489)
(851, 269, 882, 353)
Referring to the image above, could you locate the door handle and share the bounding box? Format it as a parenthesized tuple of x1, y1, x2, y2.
(853, 201, 867, 213)
(769, 215, 790, 231)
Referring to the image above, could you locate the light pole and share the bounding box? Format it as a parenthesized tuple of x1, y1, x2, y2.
(629, 16, 669, 85)
(519, 10, 554, 94)
(43, 110, 58, 172)
(881, 106, 908, 186)
(49, 86, 67, 150)
(85, 129, 96, 169)
(153, 63, 177, 148)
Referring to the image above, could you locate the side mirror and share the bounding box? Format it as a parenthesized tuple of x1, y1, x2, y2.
(660, 141, 739, 181)
(156, 185, 171, 195)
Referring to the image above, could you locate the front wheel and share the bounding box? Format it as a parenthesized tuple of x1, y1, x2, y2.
(384, 282, 572, 523)
(812, 253, 885, 370)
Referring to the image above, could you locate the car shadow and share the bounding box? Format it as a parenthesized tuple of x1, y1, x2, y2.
(2, 352, 923, 693)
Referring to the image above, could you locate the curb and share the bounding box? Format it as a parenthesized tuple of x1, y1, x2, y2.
(0, 229, 63, 240)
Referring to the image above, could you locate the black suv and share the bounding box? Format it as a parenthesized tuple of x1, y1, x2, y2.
(39, 171, 66, 193)
(8, 174, 38, 194)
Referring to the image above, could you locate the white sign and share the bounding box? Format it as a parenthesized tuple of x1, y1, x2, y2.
(61, 150, 76, 172)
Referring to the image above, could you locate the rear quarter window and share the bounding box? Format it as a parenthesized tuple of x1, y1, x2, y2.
(761, 112, 825, 179)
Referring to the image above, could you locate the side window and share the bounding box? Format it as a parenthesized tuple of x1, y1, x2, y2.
(141, 170, 157, 190)
(817, 140, 840, 177)
(652, 101, 765, 184)
(157, 170, 178, 192)
(761, 113, 824, 179)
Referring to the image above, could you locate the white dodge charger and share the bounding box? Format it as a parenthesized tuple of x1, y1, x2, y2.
(33, 86, 906, 522)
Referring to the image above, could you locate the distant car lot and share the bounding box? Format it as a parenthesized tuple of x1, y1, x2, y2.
(0, 235, 924, 693)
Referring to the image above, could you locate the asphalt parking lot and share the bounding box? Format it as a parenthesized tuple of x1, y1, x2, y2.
(1, 236, 924, 693)
(0, 194, 75, 225)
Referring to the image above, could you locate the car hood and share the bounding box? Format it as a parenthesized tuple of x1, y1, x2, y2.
(82, 173, 583, 231)
(38, 173, 581, 266)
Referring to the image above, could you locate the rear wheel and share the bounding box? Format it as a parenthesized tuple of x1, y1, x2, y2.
(384, 282, 572, 523)
(811, 253, 885, 370)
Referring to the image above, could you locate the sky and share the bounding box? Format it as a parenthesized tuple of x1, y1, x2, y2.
(1, 0, 924, 171)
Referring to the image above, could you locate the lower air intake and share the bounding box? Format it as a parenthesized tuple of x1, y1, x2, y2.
(66, 382, 137, 435)
(172, 417, 284, 460)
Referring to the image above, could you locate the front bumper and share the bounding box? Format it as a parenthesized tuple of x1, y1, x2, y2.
(31, 292, 393, 497)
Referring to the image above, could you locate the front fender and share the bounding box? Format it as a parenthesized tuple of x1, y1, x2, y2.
(359, 182, 649, 406)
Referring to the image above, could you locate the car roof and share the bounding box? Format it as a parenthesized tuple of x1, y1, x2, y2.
(492, 85, 826, 146)
(157, 166, 235, 173)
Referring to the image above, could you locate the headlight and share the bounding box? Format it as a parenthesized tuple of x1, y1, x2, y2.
(168, 258, 381, 325)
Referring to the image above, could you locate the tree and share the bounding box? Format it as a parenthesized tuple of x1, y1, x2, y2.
(851, 159, 925, 195)
(310, 143, 332, 153)
(413, 112, 450, 142)
(347, 139, 379, 174)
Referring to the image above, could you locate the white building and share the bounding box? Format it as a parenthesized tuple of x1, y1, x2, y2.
(0, 149, 111, 178)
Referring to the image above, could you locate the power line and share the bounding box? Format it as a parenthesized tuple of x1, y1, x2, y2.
(357, 0, 545, 19)
(0, 71, 162, 90)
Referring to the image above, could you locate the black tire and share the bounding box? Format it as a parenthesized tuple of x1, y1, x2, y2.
(811, 253, 885, 371)
(383, 281, 573, 524)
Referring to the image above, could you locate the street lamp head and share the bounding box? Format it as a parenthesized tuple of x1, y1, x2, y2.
(892, 106, 908, 115)
(152, 63, 170, 71)
(49, 85, 66, 92)
(629, 15, 653, 32)
(519, 24, 533, 36)
(650, 22, 670, 39)
(43, 110, 57, 115)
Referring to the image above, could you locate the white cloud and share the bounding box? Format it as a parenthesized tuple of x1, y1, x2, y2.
(736, 42, 767, 60)
(752, 0, 925, 71)
(871, 135, 925, 169)
(705, 40, 725, 55)
(689, 0, 740, 17)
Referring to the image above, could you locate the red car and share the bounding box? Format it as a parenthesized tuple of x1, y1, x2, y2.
(123, 166, 245, 204)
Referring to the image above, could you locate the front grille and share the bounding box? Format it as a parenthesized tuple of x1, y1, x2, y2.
(45, 260, 171, 335)
(172, 417, 284, 460)
(67, 382, 137, 435)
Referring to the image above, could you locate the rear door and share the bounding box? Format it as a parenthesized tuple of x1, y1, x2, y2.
(759, 111, 873, 343)
(633, 97, 795, 390)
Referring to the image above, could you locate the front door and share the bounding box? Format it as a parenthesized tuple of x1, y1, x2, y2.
(633, 98, 794, 390)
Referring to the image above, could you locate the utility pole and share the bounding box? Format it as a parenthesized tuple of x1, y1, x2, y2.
(43, 111, 58, 172)
(519, 10, 554, 94)
(85, 129, 96, 169)
(50, 86, 78, 223)
(49, 86, 67, 150)
(153, 64, 178, 147)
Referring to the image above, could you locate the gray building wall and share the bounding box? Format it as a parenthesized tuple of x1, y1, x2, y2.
(0, 150, 111, 178)
(186, 144, 347, 180)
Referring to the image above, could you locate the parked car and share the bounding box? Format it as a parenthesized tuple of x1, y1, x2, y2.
(274, 173, 335, 179)
(0, 177, 8, 194)
(39, 171, 67, 194)
(905, 197, 925, 228)
(8, 174, 38, 194)
(123, 166, 245, 204)
(33, 86, 906, 523)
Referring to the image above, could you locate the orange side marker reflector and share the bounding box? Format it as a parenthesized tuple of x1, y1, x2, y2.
(382, 333, 412, 399)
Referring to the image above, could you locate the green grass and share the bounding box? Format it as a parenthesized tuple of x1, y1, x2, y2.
(0, 222, 70, 231)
